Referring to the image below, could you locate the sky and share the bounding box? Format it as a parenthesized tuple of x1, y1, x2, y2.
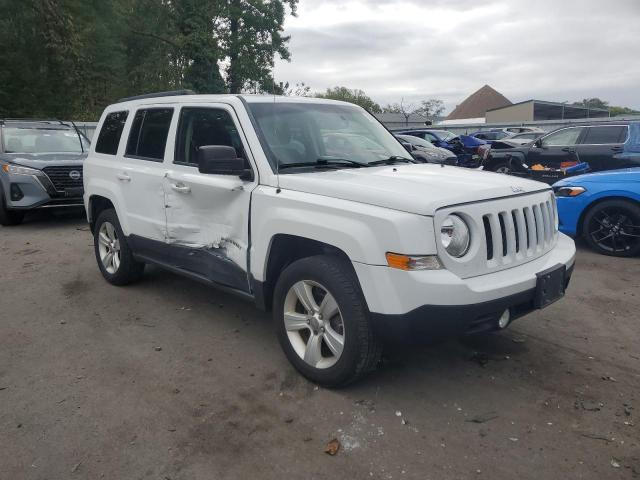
(274, 0, 640, 114)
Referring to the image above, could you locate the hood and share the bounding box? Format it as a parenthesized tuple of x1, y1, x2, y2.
(278, 163, 550, 216)
(1, 153, 86, 170)
(554, 167, 640, 186)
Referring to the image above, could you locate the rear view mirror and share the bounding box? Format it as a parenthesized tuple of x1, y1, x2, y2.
(197, 145, 254, 181)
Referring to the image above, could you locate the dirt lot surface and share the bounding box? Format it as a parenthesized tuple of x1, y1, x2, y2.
(1, 210, 639, 480)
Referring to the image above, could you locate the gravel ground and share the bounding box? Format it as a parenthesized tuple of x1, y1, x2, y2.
(1, 210, 639, 480)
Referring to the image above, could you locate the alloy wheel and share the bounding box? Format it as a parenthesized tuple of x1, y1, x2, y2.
(588, 207, 640, 254)
(98, 221, 121, 274)
(283, 280, 345, 369)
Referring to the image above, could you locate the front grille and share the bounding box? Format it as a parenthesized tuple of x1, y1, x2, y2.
(42, 166, 83, 191)
(481, 197, 556, 263)
(434, 190, 558, 279)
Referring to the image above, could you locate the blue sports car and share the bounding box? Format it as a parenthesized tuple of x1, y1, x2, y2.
(554, 167, 640, 256)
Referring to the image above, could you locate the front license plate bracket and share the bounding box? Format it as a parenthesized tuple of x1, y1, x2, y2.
(534, 264, 566, 309)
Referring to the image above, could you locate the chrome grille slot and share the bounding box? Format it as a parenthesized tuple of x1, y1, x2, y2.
(435, 190, 559, 279)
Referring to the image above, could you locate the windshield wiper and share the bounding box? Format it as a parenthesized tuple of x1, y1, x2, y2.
(278, 157, 370, 171)
(368, 156, 416, 166)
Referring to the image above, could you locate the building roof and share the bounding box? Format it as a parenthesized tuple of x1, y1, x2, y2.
(446, 85, 512, 120)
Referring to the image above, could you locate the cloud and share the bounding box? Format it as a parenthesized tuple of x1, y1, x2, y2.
(275, 0, 640, 112)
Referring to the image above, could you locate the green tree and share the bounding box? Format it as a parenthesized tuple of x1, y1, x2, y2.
(316, 86, 382, 113)
(223, 0, 298, 94)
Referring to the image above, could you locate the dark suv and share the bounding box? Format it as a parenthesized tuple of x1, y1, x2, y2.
(0, 119, 89, 225)
(483, 123, 639, 173)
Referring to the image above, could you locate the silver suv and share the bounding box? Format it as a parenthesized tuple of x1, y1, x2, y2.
(0, 119, 89, 225)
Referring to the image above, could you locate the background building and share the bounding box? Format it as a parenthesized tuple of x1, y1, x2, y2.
(486, 100, 610, 123)
(443, 85, 512, 124)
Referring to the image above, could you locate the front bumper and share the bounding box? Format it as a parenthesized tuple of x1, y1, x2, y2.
(353, 233, 576, 337)
(1, 172, 84, 210)
(370, 263, 573, 340)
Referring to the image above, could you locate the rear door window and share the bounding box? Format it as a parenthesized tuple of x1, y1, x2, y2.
(125, 108, 174, 161)
(582, 126, 627, 145)
(95, 111, 129, 155)
(541, 127, 584, 146)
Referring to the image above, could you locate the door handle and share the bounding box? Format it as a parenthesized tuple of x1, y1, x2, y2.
(561, 147, 575, 153)
(611, 146, 623, 152)
(116, 173, 131, 182)
(170, 183, 191, 194)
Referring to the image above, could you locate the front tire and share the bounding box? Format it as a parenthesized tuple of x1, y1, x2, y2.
(94, 209, 145, 285)
(273, 255, 382, 387)
(582, 199, 640, 257)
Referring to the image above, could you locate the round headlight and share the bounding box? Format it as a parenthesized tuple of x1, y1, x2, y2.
(440, 214, 470, 257)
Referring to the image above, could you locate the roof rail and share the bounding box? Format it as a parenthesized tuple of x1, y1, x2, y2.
(117, 89, 196, 103)
(1, 118, 63, 123)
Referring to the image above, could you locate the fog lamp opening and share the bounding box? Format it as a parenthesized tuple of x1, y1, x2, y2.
(497, 309, 511, 329)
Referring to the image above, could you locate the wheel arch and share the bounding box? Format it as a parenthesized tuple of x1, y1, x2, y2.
(255, 234, 354, 311)
(87, 194, 116, 233)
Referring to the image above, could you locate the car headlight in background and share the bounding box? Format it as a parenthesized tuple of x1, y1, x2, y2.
(440, 214, 471, 257)
(1, 164, 41, 176)
(554, 186, 586, 197)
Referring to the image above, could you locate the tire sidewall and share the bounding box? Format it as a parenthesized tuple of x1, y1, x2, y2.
(94, 209, 141, 284)
(582, 199, 640, 257)
(273, 255, 371, 387)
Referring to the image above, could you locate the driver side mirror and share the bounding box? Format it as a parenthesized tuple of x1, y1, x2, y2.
(197, 145, 254, 181)
(534, 138, 543, 148)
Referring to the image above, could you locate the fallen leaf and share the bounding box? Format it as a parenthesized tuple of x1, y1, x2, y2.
(324, 438, 340, 456)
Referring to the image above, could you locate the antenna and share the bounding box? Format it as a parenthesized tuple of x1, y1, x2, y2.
(271, 1, 281, 194)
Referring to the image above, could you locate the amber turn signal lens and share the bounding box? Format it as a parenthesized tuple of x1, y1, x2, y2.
(386, 252, 443, 271)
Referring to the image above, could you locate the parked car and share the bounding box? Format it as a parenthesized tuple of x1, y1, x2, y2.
(500, 131, 545, 146)
(498, 126, 545, 135)
(469, 130, 512, 144)
(394, 128, 486, 167)
(554, 167, 640, 256)
(0, 119, 89, 225)
(483, 123, 638, 174)
(395, 134, 458, 165)
(84, 92, 575, 386)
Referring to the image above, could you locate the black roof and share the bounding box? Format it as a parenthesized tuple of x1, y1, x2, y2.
(117, 89, 196, 103)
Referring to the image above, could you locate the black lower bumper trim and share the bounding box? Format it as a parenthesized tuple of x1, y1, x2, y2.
(371, 265, 573, 342)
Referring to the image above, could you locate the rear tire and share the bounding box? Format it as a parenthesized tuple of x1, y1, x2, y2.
(490, 161, 512, 174)
(94, 209, 145, 285)
(0, 188, 25, 226)
(273, 255, 382, 387)
(582, 199, 640, 257)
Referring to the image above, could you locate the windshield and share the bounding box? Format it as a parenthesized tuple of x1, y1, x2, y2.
(397, 134, 437, 149)
(247, 102, 412, 170)
(2, 127, 88, 154)
(431, 130, 456, 141)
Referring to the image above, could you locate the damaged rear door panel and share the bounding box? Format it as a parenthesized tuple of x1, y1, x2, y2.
(162, 104, 258, 292)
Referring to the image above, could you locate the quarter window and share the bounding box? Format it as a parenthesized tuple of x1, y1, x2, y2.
(541, 127, 583, 147)
(174, 108, 245, 166)
(582, 126, 627, 144)
(95, 111, 128, 155)
(125, 108, 174, 161)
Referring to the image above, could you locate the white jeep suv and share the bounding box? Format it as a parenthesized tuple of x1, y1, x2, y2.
(84, 92, 576, 386)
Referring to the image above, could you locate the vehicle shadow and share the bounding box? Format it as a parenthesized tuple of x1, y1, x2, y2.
(15, 208, 87, 229)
